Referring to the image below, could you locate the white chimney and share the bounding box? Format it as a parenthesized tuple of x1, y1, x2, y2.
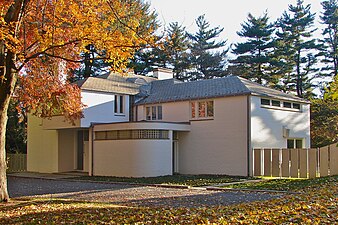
(153, 68, 173, 80)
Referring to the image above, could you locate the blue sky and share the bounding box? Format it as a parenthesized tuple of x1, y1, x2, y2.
(147, 0, 323, 45)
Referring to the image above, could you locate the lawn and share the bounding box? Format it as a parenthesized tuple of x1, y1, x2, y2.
(224, 175, 338, 192)
(1, 176, 337, 224)
(73, 174, 250, 187)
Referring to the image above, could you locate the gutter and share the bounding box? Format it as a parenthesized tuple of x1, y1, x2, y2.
(90, 123, 94, 176)
(247, 95, 252, 177)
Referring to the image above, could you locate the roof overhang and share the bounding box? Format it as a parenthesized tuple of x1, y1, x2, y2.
(93, 121, 191, 132)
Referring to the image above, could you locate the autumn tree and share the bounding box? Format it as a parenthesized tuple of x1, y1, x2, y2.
(310, 97, 338, 147)
(0, 0, 157, 202)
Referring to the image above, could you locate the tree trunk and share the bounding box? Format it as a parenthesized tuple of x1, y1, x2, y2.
(0, 49, 18, 202)
(0, 0, 26, 202)
(0, 97, 10, 202)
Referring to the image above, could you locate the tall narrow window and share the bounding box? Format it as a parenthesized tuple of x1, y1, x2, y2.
(157, 106, 163, 120)
(114, 95, 124, 114)
(198, 102, 206, 117)
(191, 102, 196, 118)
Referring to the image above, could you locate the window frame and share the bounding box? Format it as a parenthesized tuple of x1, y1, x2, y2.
(145, 105, 163, 121)
(260, 97, 302, 112)
(114, 95, 125, 115)
(191, 100, 214, 120)
(287, 138, 304, 149)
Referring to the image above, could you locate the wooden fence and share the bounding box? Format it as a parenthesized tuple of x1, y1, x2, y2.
(253, 143, 338, 178)
(6, 154, 27, 172)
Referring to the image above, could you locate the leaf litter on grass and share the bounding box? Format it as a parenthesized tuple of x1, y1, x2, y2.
(1, 177, 337, 224)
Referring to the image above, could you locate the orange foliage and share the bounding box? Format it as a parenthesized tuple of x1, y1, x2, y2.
(1, 0, 157, 121)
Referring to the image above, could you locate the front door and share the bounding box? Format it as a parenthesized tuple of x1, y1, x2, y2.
(77, 130, 89, 171)
(77, 131, 84, 170)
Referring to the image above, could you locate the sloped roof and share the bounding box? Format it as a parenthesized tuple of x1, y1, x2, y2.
(75, 72, 156, 95)
(238, 77, 309, 103)
(136, 76, 308, 105)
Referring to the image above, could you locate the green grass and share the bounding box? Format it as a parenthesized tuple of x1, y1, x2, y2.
(224, 175, 338, 191)
(73, 174, 251, 187)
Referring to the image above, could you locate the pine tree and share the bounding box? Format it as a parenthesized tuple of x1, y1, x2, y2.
(162, 22, 190, 80)
(70, 45, 111, 82)
(320, 0, 338, 78)
(187, 15, 228, 80)
(275, 0, 319, 98)
(230, 12, 276, 85)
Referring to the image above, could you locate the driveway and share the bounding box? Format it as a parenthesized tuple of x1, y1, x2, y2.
(8, 176, 282, 208)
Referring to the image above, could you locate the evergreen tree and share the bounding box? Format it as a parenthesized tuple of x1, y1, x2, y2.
(187, 15, 228, 80)
(162, 22, 190, 80)
(275, 0, 319, 98)
(230, 12, 276, 85)
(70, 45, 111, 82)
(320, 0, 338, 78)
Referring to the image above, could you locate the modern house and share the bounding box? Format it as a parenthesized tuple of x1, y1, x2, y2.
(27, 68, 310, 177)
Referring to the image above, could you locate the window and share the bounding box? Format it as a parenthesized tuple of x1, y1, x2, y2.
(260, 98, 302, 111)
(293, 103, 301, 110)
(283, 102, 292, 108)
(287, 139, 303, 149)
(271, 100, 280, 107)
(191, 100, 214, 119)
(146, 105, 162, 120)
(95, 129, 169, 140)
(261, 98, 270, 106)
(114, 95, 124, 114)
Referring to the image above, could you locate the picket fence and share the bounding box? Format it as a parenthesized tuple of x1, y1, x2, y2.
(6, 154, 27, 172)
(253, 143, 338, 178)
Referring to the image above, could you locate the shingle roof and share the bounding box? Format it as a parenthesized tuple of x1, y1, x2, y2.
(75, 72, 156, 95)
(238, 77, 309, 103)
(136, 76, 309, 105)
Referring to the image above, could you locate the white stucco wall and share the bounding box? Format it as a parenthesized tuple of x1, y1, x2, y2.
(137, 101, 190, 122)
(81, 90, 130, 127)
(58, 129, 76, 172)
(93, 140, 172, 177)
(27, 115, 59, 173)
(250, 96, 310, 148)
(178, 96, 249, 176)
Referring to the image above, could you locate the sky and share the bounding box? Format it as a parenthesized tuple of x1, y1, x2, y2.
(147, 0, 323, 45)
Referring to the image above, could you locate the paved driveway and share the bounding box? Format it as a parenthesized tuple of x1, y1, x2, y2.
(8, 176, 282, 208)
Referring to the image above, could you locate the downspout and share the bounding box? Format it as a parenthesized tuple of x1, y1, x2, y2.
(247, 95, 252, 177)
(90, 123, 94, 176)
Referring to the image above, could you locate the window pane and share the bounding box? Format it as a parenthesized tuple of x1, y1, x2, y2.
(207, 101, 214, 117)
(118, 130, 131, 139)
(283, 102, 292, 108)
(106, 131, 118, 140)
(287, 139, 294, 148)
(261, 98, 270, 105)
(191, 102, 196, 118)
(271, 100, 280, 107)
(114, 95, 118, 113)
(152, 106, 157, 120)
(119, 95, 124, 113)
(146, 107, 151, 120)
(157, 106, 162, 120)
(293, 103, 301, 109)
(296, 139, 303, 148)
(95, 131, 106, 140)
(198, 102, 206, 117)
